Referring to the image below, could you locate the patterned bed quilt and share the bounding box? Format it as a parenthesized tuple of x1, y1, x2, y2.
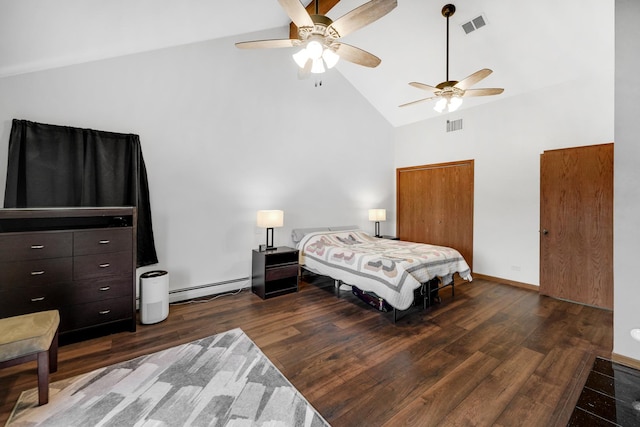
(298, 230, 472, 310)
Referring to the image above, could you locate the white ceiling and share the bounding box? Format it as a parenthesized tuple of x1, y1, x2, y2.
(0, 0, 614, 127)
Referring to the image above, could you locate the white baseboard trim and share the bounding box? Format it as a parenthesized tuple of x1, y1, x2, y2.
(168, 277, 250, 303)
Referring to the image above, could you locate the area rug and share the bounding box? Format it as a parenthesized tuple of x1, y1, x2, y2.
(6, 328, 330, 427)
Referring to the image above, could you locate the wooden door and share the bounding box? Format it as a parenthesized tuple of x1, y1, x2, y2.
(540, 143, 613, 309)
(397, 160, 474, 270)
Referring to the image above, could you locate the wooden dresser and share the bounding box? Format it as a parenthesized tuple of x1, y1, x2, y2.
(0, 207, 137, 340)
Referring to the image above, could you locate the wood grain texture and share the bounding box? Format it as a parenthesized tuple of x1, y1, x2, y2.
(397, 160, 474, 270)
(0, 276, 612, 426)
(540, 143, 613, 309)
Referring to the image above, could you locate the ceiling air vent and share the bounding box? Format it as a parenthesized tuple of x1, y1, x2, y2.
(446, 119, 463, 132)
(461, 14, 487, 34)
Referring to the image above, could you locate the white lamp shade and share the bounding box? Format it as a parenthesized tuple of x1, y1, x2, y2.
(257, 210, 284, 228)
(368, 209, 386, 221)
(306, 40, 323, 60)
(448, 96, 463, 112)
(322, 48, 340, 69)
(434, 95, 464, 113)
(292, 49, 309, 68)
(434, 97, 447, 113)
(311, 58, 325, 74)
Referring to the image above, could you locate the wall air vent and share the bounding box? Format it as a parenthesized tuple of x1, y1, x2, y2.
(461, 14, 487, 34)
(446, 119, 463, 132)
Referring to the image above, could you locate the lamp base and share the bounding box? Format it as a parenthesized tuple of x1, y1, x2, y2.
(258, 244, 278, 252)
(259, 227, 276, 252)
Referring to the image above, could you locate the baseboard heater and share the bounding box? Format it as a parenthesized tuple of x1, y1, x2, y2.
(169, 277, 250, 303)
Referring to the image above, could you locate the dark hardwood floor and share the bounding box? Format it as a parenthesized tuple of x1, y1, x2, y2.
(0, 276, 613, 426)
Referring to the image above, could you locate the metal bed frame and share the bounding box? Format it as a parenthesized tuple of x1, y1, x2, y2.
(301, 266, 455, 323)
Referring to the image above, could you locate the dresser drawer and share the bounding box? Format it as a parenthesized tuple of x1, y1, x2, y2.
(0, 258, 72, 286)
(74, 228, 133, 255)
(0, 283, 66, 317)
(0, 232, 72, 262)
(73, 251, 133, 280)
(61, 296, 133, 331)
(68, 277, 133, 305)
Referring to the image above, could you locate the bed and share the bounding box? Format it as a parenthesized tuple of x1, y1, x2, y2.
(293, 228, 472, 315)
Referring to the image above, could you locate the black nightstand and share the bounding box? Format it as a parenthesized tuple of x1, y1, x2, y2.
(380, 235, 399, 240)
(251, 246, 299, 299)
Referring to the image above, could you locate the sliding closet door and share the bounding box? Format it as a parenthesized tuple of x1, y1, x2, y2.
(397, 160, 474, 270)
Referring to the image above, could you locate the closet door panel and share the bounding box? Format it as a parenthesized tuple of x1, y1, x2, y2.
(397, 160, 474, 270)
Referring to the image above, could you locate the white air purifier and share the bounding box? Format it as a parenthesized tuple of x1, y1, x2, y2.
(140, 270, 169, 324)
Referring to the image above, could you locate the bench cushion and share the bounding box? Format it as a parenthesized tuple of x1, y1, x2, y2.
(0, 310, 60, 362)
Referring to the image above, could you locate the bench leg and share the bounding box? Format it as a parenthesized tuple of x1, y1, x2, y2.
(49, 329, 59, 373)
(37, 351, 49, 405)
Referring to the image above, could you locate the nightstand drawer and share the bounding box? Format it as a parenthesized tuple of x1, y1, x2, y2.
(0, 232, 72, 262)
(73, 251, 133, 280)
(265, 264, 299, 281)
(74, 228, 132, 255)
(0, 258, 72, 285)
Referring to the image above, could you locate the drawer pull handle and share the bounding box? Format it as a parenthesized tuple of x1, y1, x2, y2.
(99, 310, 111, 315)
(99, 240, 110, 244)
(31, 270, 45, 276)
(31, 245, 45, 249)
(31, 297, 45, 302)
(99, 263, 110, 268)
(99, 286, 111, 291)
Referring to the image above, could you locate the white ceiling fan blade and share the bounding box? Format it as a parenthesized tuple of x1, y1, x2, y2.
(278, 0, 314, 28)
(409, 82, 439, 92)
(454, 68, 493, 90)
(334, 43, 381, 68)
(463, 88, 505, 97)
(399, 96, 437, 108)
(328, 0, 397, 38)
(235, 39, 298, 49)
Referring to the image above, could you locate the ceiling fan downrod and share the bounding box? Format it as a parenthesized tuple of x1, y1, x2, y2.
(442, 4, 455, 83)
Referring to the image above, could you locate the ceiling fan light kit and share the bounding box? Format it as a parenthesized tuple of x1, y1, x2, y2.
(399, 3, 504, 113)
(235, 0, 397, 79)
(292, 37, 339, 74)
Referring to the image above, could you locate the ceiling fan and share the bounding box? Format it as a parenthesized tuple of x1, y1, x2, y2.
(236, 0, 397, 78)
(400, 4, 504, 113)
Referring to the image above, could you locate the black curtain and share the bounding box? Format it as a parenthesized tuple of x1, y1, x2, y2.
(4, 119, 158, 267)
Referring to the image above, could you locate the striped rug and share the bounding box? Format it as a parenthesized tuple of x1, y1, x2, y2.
(7, 328, 329, 426)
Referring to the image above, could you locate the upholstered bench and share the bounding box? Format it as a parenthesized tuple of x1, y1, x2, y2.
(0, 310, 60, 405)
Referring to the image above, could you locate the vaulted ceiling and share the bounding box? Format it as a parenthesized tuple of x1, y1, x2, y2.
(0, 0, 614, 127)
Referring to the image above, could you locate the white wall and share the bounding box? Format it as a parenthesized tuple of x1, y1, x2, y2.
(0, 28, 395, 299)
(614, 0, 640, 361)
(394, 69, 614, 286)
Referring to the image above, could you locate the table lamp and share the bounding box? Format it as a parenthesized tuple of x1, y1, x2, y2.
(257, 210, 284, 251)
(368, 209, 386, 238)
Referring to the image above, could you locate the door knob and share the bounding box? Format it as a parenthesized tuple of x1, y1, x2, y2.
(542, 229, 549, 235)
